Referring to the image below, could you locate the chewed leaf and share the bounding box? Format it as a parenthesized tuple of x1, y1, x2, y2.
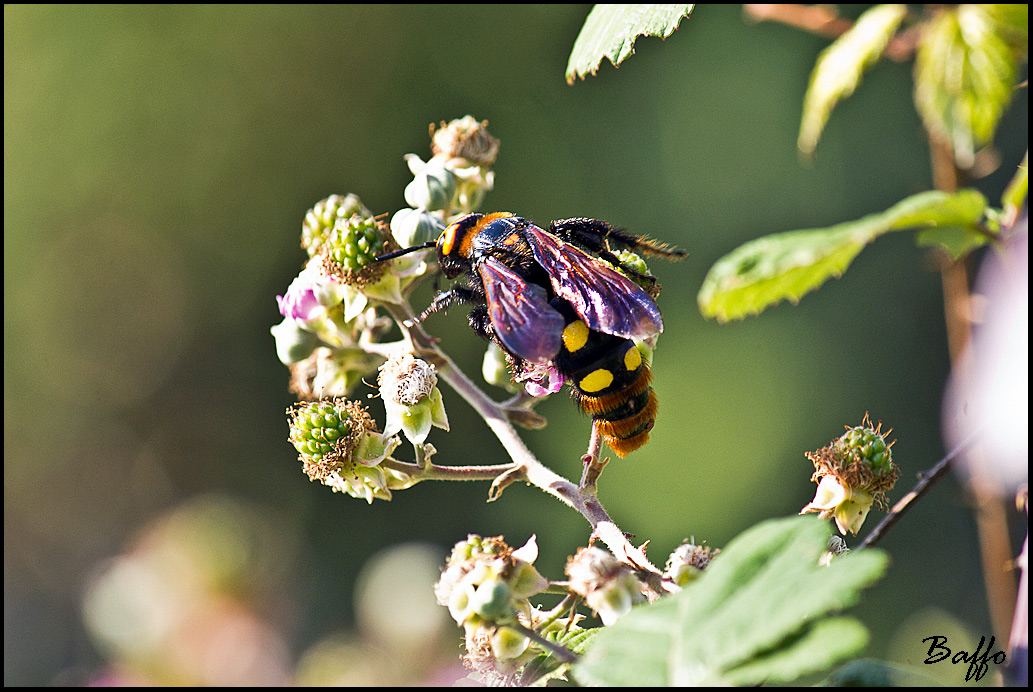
(698, 189, 988, 322)
(572, 516, 888, 686)
(798, 4, 908, 156)
(566, 4, 694, 84)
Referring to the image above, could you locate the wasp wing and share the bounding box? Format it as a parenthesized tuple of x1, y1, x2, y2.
(479, 256, 565, 364)
(523, 223, 664, 339)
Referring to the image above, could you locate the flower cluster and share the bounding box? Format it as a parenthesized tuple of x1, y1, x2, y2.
(272, 118, 501, 507)
(800, 415, 900, 535)
(565, 546, 646, 626)
(272, 200, 416, 401)
(664, 540, 719, 587)
(434, 535, 549, 677)
(391, 116, 499, 248)
(273, 117, 499, 405)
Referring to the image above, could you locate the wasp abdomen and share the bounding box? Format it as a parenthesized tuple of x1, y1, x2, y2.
(553, 306, 658, 457)
(382, 212, 679, 456)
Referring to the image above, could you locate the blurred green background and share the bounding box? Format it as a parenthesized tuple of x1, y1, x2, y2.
(5, 4, 1026, 686)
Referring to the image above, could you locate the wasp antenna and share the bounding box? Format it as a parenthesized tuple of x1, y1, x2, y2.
(374, 241, 435, 262)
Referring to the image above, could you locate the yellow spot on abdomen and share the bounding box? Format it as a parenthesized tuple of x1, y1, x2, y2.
(623, 344, 642, 371)
(563, 320, 589, 353)
(580, 368, 613, 393)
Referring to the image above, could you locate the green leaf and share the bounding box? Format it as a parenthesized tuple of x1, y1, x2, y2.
(698, 189, 988, 322)
(724, 617, 869, 685)
(914, 5, 1025, 168)
(1001, 151, 1028, 222)
(798, 4, 908, 156)
(914, 225, 990, 261)
(823, 658, 946, 686)
(572, 516, 889, 686)
(521, 628, 599, 686)
(566, 4, 694, 84)
(981, 4, 1030, 50)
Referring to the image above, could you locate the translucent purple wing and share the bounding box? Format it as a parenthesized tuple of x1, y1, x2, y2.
(479, 256, 565, 364)
(523, 223, 663, 339)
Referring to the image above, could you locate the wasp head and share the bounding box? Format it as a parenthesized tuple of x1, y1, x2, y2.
(436, 213, 484, 278)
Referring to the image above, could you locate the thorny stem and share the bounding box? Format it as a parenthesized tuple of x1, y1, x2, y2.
(928, 134, 1018, 644)
(381, 300, 673, 587)
(534, 594, 583, 641)
(413, 440, 427, 470)
(859, 430, 980, 549)
(541, 581, 576, 596)
(579, 425, 607, 493)
(381, 456, 516, 482)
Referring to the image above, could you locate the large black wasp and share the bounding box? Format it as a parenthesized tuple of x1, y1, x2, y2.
(376, 212, 684, 456)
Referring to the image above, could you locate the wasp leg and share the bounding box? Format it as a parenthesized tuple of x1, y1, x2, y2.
(549, 218, 686, 262)
(416, 285, 485, 323)
(466, 304, 498, 344)
(417, 288, 511, 357)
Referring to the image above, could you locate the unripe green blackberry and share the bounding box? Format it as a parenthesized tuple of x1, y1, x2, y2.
(833, 425, 894, 475)
(614, 249, 661, 299)
(801, 415, 900, 535)
(614, 249, 649, 277)
(302, 194, 371, 259)
(321, 215, 396, 285)
(286, 398, 403, 502)
(288, 398, 371, 466)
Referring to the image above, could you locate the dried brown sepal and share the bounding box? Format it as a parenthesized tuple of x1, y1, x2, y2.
(430, 116, 500, 168)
